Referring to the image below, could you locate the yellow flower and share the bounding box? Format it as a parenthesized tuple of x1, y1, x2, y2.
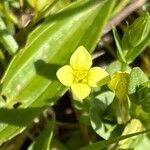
(56, 46, 109, 100)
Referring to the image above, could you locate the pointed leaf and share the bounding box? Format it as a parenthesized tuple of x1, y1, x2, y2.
(78, 129, 150, 150)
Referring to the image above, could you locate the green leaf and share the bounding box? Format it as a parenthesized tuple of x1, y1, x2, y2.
(27, 0, 53, 11)
(50, 0, 72, 14)
(106, 61, 131, 75)
(128, 13, 150, 47)
(90, 91, 115, 139)
(78, 129, 150, 150)
(117, 119, 144, 149)
(112, 27, 126, 63)
(128, 67, 148, 94)
(125, 31, 150, 63)
(28, 114, 55, 150)
(0, 17, 18, 54)
(134, 134, 150, 150)
(124, 13, 150, 63)
(112, 0, 129, 16)
(0, 0, 117, 144)
(129, 84, 150, 113)
(130, 103, 150, 129)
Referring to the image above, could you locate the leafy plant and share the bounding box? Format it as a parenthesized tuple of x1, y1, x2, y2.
(0, 0, 150, 149)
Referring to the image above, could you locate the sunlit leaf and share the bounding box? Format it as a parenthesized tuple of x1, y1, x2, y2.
(0, 17, 18, 54)
(78, 129, 150, 150)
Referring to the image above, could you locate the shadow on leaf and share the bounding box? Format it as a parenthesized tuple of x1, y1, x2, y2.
(0, 106, 45, 126)
(34, 59, 61, 80)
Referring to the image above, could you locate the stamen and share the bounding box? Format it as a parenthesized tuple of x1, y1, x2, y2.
(73, 70, 87, 83)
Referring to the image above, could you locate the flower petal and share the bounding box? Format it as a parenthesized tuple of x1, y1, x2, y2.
(56, 65, 74, 86)
(70, 46, 92, 70)
(87, 67, 110, 87)
(71, 83, 91, 99)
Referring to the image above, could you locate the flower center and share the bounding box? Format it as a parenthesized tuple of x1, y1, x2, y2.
(73, 70, 87, 83)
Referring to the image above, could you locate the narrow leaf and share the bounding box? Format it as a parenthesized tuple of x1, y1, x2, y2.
(78, 129, 150, 150)
(112, 27, 126, 63)
(0, 17, 18, 54)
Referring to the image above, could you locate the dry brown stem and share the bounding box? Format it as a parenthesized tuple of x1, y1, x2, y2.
(104, 0, 148, 34)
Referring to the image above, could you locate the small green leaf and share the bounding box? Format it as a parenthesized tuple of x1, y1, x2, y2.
(106, 61, 131, 75)
(128, 67, 148, 94)
(118, 119, 144, 149)
(123, 13, 150, 63)
(128, 13, 150, 47)
(112, 27, 126, 63)
(0, 17, 18, 54)
(90, 91, 115, 139)
(130, 104, 150, 129)
(125, 31, 150, 63)
(129, 84, 150, 113)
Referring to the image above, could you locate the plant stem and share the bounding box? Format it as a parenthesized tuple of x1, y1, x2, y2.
(68, 92, 90, 144)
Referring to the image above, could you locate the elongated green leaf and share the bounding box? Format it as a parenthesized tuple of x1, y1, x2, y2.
(112, 27, 126, 63)
(78, 129, 150, 150)
(0, 0, 117, 144)
(27, 0, 53, 11)
(112, 0, 129, 16)
(125, 31, 150, 63)
(0, 17, 18, 54)
(28, 115, 55, 150)
(127, 13, 150, 47)
(125, 13, 150, 63)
